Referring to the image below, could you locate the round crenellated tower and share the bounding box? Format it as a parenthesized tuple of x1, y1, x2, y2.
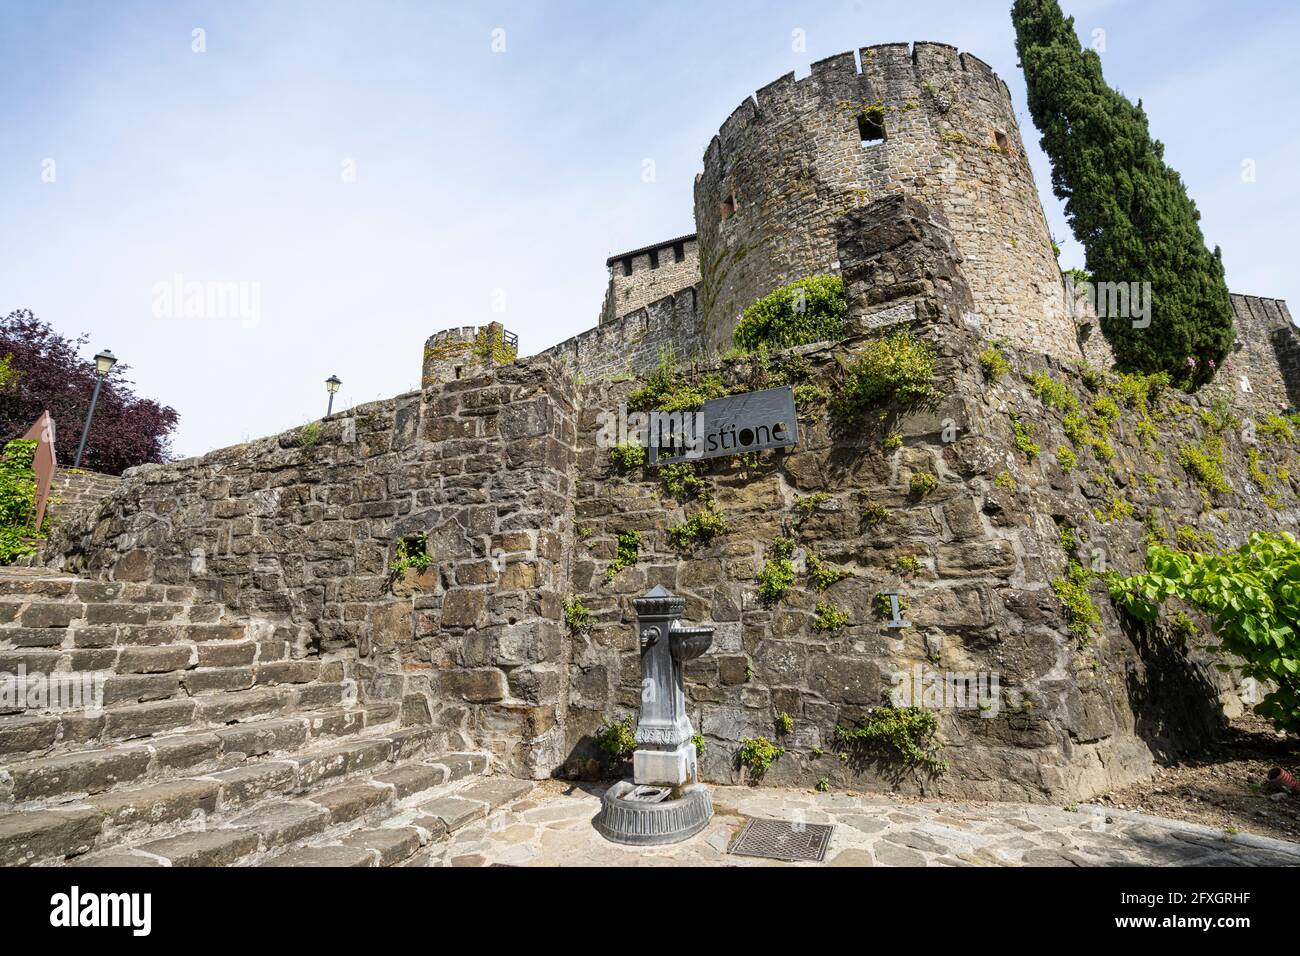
(421, 322, 518, 388)
(694, 41, 1079, 359)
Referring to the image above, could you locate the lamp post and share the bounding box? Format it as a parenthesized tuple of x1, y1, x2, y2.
(325, 375, 341, 416)
(73, 349, 117, 469)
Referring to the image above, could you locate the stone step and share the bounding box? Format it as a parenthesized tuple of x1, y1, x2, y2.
(0, 600, 218, 632)
(0, 679, 365, 744)
(0, 576, 196, 604)
(0, 700, 402, 808)
(254, 760, 524, 867)
(0, 654, 337, 716)
(16, 751, 496, 867)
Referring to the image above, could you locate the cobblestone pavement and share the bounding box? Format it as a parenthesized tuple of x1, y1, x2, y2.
(405, 780, 1300, 867)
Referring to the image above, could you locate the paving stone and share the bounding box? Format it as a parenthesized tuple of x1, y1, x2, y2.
(0, 808, 102, 866)
(214, 719, 308, 757)
(263, 844, 374, 867)
(341, 827, 422, 866)
(0, 715, 58, 756)
(103, 699, 196, 740)
(102, 673, 182, 706)
(136, 829, 260, 867)
(307, 708, 366, 738)
(292, 682, 348, 709)
(455, 777, 534, 809)
(196, 642, 258, 668)
(254, 660, 321, 685)
(873, 842, 928, 867)
(149, 733, 222, 770)
(185, 667, 257, 694)
(828, 848, 875, 866)
(332, 738, 395, 773)
(371, 763, 447, 799)
(71, 852, 165, 867)
(231, 801, 330, 849)
(387, 727, 435, 760)
(415, 795, 487, 831)
(8, 746, 151, 801)
(436, 752, 488, 781)
(117, 645, 193, 674)
(89, 778, 221, 827)
(194, 687, 289, 724)
(308, 784, 392, 824)
(212, 761, 298, 809)
(20, 603, 80, 628)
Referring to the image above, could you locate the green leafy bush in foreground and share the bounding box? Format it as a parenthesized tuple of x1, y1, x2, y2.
(1108, 532, 1300, 733)
(0, 439, 43, 565)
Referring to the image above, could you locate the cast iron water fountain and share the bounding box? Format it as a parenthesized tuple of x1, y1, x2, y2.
(593, 586, 715, 845)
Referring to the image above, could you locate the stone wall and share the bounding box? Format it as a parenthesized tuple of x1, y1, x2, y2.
(1210, 295, 1300, 417)
(43, 363, 580, 779)
(541, 285, 702, 382)
(39, 197, 1299, 804)
(600, 235, 699, 326)
(562, 197, 1298, 801)
(694, 42, 1077, 361)
(47, 469, 120, 526)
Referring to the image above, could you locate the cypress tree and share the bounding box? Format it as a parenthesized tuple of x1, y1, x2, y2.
(1011, 0, 1234, 387)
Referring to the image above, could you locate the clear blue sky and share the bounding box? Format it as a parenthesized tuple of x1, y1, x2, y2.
(2, 0, 1296, 458)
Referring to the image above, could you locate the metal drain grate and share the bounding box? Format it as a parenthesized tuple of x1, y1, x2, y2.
(728, 817, 834, 862)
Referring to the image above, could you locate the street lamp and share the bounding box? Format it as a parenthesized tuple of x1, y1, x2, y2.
(325, 375, 341, 416)
(73, 349, 117, 469)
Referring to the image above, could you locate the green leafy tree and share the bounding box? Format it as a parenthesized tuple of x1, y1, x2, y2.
(1108, 532, 1300, 733)
(1011, 0, 1234, 387)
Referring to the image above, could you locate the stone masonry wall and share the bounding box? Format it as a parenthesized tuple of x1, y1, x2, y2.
(47, 469, 121, 527)
(600, 236, 699, 326)
(562, 197, 1299, 802)
(43, 362, 581, 779)
(1208, 295, 1300, 417)
(542, 285, 702, 383)
(37, 196, 1299, 802)
(694, 42, 1079, 361)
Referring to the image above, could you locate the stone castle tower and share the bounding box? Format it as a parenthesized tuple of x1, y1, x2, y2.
(695, 43, 1079, 358)
(445, 39, 1293, 413)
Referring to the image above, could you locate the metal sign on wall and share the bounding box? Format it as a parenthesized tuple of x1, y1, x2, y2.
(647, 386, 799, 465)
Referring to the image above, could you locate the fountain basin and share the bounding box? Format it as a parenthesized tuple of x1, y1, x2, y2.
(670, 624, 714, 662)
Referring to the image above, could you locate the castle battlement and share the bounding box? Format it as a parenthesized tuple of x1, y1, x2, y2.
(599, 234, 699, 326)
(695, 40, 1068, 357)
(519, 38, 1297, 415)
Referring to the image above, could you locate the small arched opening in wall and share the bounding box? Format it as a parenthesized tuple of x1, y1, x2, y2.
(720, 195, 737, 222)
(857, 112, 885, 146)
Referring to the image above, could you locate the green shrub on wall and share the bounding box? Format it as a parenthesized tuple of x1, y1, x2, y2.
(733, 275, 847, 352)
(832, 331, 936, 423)
(0, 439, 42, 565)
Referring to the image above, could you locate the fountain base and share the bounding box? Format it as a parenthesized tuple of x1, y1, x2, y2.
(593, 781, 713, 846)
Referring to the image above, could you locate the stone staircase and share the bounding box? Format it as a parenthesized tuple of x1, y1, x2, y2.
(0, 567, 532, 866)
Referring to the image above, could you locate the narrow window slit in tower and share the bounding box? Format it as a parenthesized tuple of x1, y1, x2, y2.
(649, 249, 660, 270)
(720, 196, 736, 221)
(621, 258, 633, 277)
(858, 112, 885, 145)
(994, 130, 1010, 152)
(673, 242, 685, 263)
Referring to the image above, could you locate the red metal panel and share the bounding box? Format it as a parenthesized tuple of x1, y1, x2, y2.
(21, 411, 56, 533)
